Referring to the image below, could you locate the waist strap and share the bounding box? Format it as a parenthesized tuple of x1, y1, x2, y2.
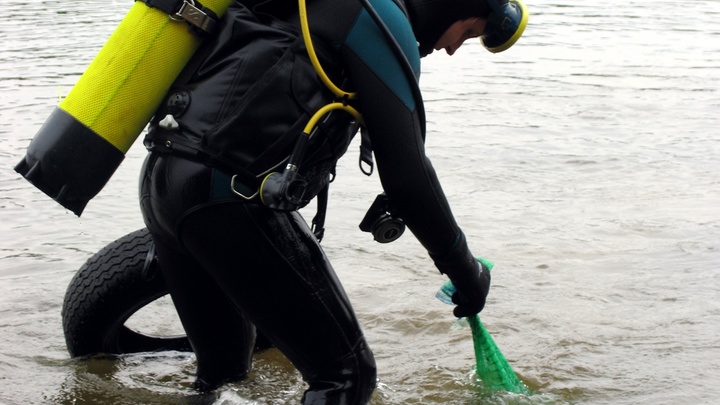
(146, 127, 330, 241)
(146, 128, 262, 194)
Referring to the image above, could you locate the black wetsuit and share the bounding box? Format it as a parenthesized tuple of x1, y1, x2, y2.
(140, 0, 486, 402)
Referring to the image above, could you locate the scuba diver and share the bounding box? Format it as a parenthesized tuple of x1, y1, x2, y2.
(136, 0, 527, 402)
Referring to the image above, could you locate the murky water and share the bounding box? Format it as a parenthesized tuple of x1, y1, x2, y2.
(1, 0, 719, 404)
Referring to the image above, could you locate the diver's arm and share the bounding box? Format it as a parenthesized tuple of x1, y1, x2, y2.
(343, 46, 490, 315)
(343, 51, 469, 258)
(340, 11, 472, 267)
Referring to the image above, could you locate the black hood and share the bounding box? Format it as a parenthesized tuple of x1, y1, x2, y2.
(405, 0, 492, 57)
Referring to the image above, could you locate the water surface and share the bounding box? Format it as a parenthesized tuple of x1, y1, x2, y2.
(1, 0, 718, 404)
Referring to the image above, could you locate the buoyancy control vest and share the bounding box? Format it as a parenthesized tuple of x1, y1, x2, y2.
(145, 2, 360, 208)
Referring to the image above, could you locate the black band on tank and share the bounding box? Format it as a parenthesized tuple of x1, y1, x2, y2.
(14, 107, 125, 216)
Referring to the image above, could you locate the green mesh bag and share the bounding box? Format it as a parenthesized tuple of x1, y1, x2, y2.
(436, 258, 530, 395)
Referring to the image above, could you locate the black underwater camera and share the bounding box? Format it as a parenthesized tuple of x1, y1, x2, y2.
(359, 193, 405, 243)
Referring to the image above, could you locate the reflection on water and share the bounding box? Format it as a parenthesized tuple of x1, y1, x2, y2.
(1, 0, 719, 404)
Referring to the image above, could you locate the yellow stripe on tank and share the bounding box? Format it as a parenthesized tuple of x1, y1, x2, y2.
(59, 0, 233, 153)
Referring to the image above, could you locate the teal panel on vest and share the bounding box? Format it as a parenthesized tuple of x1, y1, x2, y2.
(346, 0, 420, 110)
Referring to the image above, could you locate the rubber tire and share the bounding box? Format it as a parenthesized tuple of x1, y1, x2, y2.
(62, 228, 192, 357)
(62, 228, 272, 358)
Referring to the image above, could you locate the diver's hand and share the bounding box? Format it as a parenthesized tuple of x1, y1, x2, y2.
(430, 232, 491, 317)
(448, 259, 491, 318)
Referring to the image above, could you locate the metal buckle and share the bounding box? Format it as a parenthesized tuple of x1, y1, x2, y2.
(230, 175, 259, 200)
(170, 0, 217, 34)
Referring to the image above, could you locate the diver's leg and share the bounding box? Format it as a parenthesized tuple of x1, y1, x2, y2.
(151, 236, 256, 391)
(139, 154, 255, 391)
(179, 202, 377, 404)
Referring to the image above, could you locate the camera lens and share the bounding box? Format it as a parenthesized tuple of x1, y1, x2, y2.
(372, 218, 405, 243)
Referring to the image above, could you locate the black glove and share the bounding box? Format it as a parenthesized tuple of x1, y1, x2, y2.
(448, 259, 491, 318)
(431, 232, 491, 318)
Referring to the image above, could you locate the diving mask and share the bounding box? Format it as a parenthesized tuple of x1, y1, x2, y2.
(481, 0, 528, 53)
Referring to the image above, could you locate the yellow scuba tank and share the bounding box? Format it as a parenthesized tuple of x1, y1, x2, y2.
(14, 0, 234, 216)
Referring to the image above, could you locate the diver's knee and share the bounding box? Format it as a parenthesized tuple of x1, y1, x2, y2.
(302, 340, 377, 404)
(355, 341, 377, 403)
